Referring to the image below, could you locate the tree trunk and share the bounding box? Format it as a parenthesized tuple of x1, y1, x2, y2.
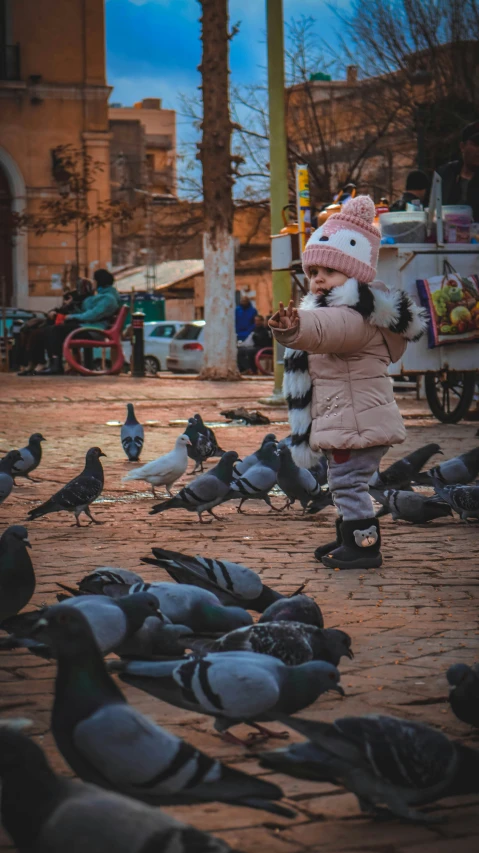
(198, 0, 239, 380)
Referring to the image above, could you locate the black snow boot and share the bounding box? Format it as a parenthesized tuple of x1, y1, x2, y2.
(321, 517, 382, 570)
(314, 516, 343, 562)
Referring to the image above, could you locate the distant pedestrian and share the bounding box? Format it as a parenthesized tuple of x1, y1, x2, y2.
(235, 295, 257, 342)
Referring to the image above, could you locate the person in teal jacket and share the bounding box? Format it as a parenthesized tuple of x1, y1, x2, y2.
(37, 269, 121, 375)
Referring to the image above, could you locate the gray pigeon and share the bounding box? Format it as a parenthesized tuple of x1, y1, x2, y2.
(194, 414, 225, 458)
(222, 442, 279, 512)
(75, 567, 145, 596)
(121, 403, 144, 462)
(447, 663, 479, 728)
(373, 489, 452, 523)
(114, 651, 344, 744)
(0, 450, 23, 506)
(6, 593, 160, 658)
(305, 488, 334, 515)
(370, 443, 442, 490)
(141, 546, 289, 611)
(27, 447, 106, 526)
(432, 479, 479, 521)
(233, 433, 277, 478)
(197, 622, 353, 667)
(9, 433, 46, 481)
(184, 414, 223, 474)
(0, 525, 35, 624)
(277, 446, 322, 510)
(260, 713, 479, 822)
(150, 451, 238, 522)
(0, 723, 238, 853)
(308, 455, 328, 488)
(43, 606, 294, 817)
(259, 594, 324, 628)
(414, 446, 479, 486)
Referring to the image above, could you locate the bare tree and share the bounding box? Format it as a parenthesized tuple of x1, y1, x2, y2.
(14, 145, 133, 282)
(197, 0, 239, 380)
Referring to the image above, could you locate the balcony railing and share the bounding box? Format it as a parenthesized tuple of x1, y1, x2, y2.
(0, 44, 21, 81)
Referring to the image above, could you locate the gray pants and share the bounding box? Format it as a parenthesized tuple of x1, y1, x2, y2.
(326, 446, 388, 520)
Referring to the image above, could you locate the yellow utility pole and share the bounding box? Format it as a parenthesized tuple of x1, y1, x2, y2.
(267, 0, 291, 396)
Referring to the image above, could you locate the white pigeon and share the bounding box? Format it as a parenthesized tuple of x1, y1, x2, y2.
(122, 434, 191, 497)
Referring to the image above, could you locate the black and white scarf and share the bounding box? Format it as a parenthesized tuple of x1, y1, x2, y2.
(283, 278, 428, 468)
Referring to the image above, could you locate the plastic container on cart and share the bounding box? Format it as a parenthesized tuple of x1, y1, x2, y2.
(440, 205, 473, 243)
(379, 211, 427, 244)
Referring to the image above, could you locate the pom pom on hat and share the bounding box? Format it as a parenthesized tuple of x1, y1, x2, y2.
(341, 195, 376, 224)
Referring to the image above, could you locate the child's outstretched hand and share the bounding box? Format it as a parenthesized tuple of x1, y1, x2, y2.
(269, 300, 299, 331)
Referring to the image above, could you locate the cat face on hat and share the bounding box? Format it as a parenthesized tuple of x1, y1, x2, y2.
(308, 220, 373, 268)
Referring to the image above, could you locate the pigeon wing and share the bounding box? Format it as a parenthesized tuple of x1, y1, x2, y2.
(173, 655, 281, 717)
(53, 474, 103, 509)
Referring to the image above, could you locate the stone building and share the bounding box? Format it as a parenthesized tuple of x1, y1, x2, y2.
(0, 0, 111, 310)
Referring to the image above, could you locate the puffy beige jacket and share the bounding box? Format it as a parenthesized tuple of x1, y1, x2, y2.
(272, 280, 427, 462)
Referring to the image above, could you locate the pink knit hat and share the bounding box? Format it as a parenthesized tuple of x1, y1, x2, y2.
(302, 195, 380, 283)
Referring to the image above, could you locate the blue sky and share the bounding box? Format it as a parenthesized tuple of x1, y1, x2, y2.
(105, 1, 349, 125)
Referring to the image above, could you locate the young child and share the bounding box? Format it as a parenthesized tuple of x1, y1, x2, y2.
(269, 195, 427, 569)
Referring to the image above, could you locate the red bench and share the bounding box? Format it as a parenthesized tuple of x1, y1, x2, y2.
(255, 346, 274, 376)
(62, 305, 128, 376)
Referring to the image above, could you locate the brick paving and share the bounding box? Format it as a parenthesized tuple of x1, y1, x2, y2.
(0, 372, 478, 852)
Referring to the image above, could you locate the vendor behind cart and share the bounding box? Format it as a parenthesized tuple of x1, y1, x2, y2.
(438, 121, 479, 221)
(390, 170, 430, 212)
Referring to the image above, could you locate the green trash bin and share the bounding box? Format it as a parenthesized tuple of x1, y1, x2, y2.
(119, 292, 166, 324)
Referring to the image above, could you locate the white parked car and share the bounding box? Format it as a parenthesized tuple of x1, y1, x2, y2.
(122, 321, 184, 374)
(167, 321, 205, 373)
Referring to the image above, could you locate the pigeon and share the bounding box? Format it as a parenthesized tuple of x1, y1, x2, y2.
(114, 651, 344, 744)
(260, 713, 479, 822)
(27, 447, 106, 526)
(233, 433, 277, 479)
(58, 572, 254, 633)
(141, 546, 289, 611)
(194, 414, 225, 457)
(0, 450, 23, 506)
(432, 479, 479, 521)
(122, 434, 191, 497)
(196, 622, 353, 667)
(305, 488, 334, 515)
(414, 447, 479, 486)
(446, 663, 479, 728)
(184, 415, 219, 474)
(150, 451, 238, 522)
(6, 593, 161, 658)
(121, 403, 144, 462)
(222, 441, 279, 512)
(0, 723, 238, 853)
(9, 432, 46, 481)
(258, 594, 324, 628)
(277, 446, 323, 510)
(75, 567, 145, 596)
(42, 606, 295, 817)
(308, 455, 328, 488)
(0, 526, 35, 624)
(373, 489, 452, 523)
(369, 443, 442, 490)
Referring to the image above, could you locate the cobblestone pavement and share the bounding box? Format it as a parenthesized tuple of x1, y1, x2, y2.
(1, 373, 478, 852)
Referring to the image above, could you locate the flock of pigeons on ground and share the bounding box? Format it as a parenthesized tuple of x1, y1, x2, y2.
(0, 404, 479, 850)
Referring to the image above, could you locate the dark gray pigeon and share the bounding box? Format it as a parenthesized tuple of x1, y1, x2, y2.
(114, 651, 344, 745)
(277, 446, 322, 510)
(27, 447, 106, 527)
(0, 525, 35, 624)
(9, 433, 46, 481)
(198, 622, 353, 667)
(150, 451, 238, 522)
(260, 713, 479, 822)
(75, 567, 145, 596)
(370, 443, 442, 490)
(432, 479, 479, 521)
(447, 663, 479, 728)
(222, 442, 279, 512)
(0, 724, 238, 853)
(259, 594, 324, 628)
(121, 404, 144, 462)
(184, 415, 218, 474)
(233, 433, 277, 479)
(43, 606, 294, 817)
(308, 455, 328, 488)
(373, 489, 452, 523)
(194, 414, 225, 458)
(141, 546, 289, 611)
(0, 450, 23, 506)
(414, 447, 479, 486)
(305, 488, 334, 515)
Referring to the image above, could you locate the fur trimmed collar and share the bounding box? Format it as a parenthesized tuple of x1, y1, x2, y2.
(299, 278, 427, 341)
(282, 279, 427, 468)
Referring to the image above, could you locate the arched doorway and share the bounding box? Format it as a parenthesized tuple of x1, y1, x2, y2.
(0, 163, 13, 305)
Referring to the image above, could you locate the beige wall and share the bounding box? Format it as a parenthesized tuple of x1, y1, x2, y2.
(109, 100, 176, 195)
(0, 0, 111, 308)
